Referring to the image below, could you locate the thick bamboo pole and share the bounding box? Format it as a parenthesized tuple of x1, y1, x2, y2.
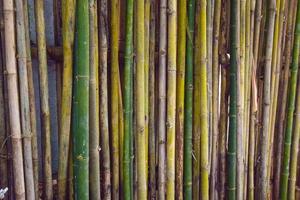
(58, 0, 75, 199)
(34, 0, 53, 198)
(158, 0, 167, 197)
(15, 0, 35, 198)
(3, 0, 26, 199)
(89, 0, 100, 199)
(123, 0, 134, 199)
(111, 0, 120, 198)
(279, 1, 300, 198)
(72, 0, 89, 198)
(185, 0, 195, 198)
(176, 0, 186, 199)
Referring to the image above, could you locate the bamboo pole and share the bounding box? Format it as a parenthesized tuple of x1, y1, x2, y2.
(158, 0, 167, 197)
(176, 0, 186, 198)
(3, 0, 26, 199)
(136, 0, 147, 198)
(288, 74, 300, 200)
(34, 0, 53, 198)
(227, 0, 239, 198)
(23, 0, 39, 198)
(15, 0, 35, 198)
(58, 0, 75, 199)
(149, 0, 156, 198)
(210, 0, 221, 198)
(257, 0, 276, 198)
(89, 0, 100, 199)
(99, 0, 111, 198)
(123, 0, 134, 198)
(279, 0, 300, 198)
(72, 0, 89, 198)
(111, 0, 120, 198)
(185, 0, 195, 198)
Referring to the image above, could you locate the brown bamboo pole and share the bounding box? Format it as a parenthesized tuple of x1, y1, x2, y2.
(99, 0, 111, 198)
(3, 0, 26, 199)
(15, 0, 35, 198)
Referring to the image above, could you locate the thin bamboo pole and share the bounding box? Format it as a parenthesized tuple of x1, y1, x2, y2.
(136, 0, 147, 198)
(287, 74, 300, 200)
(158, 0, 167, 197)
(34, 0, 53, 198)
(58, 0, 75, 199)
(185, 0, 195, 198)
(210, 0, 221, 198)
(279, 0, 300, 198)
(72, 0, 89, 198)
(99, 0, 111, 198)
(15, 0, 35, 198)
(123, 0, 134, 198)
(111, 0, 120, 198)
(3, 0, 26, 198)
(89, 0, 100, 199)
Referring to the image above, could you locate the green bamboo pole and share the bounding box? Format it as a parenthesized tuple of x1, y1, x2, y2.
(72, 0, 89, 198)
(279, 0, 300, 198)
(166, 0, 177, 198)
(136, 0, 147, 198)
(15, 0, 35, 198)
(111, 0, 120, 198)
(3, 0, 26, 199)
(99, 0, 111, 198)
(34, 0, 53, 198)
(184, 0, 195, 198)
(89, 0, 100, 199)
(210, 0, 221, 197)
(118, 80, 124, 197)
(123, 0, 134, 198)
(176, 0, 186, 198)
(198, 0, 209, 199)
(258, 0, 276, 198)
(149, 0, 156, 198)
(227, 0, 239, 197)
(58, 0, 75, 199)
(288, 73, 300, 200)
(158, 0, 167, 197)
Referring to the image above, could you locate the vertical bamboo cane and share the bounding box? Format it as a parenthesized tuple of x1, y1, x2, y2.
(34, 0, 53, 198)
(3, 0, 26, 198)
(58, 0, 75, 199)
(72, 0, 89, 198)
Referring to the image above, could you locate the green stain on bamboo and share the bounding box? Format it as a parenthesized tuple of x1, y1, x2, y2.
(72, 0, 89, 199)
(279, 0, 300, 198)
(184, 0, 195, 198)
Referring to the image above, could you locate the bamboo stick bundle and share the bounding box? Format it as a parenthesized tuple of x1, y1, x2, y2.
(273, 0, 297, 198)
(227, 0, 239, 198)
(58, 0, 75, 199)
(148, 0, 156, 198)
(279, 0, 300, 198)
(185, 0, 195, 198)
(23, 0, 39, 198)
(89, 0, 100, 199)
(72, 0, 89, 198)
(136, 0, 147, 198)
(99, 0, 111, 198)
(3, 0, 26, 199)
(175, 0, 186, 198)
(158, 0, 167, 197)
(111, 0, 120, 198)
(15, 0, 35, 198)
(34, 0, 53, 198)
(123, 0, 134, 198)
